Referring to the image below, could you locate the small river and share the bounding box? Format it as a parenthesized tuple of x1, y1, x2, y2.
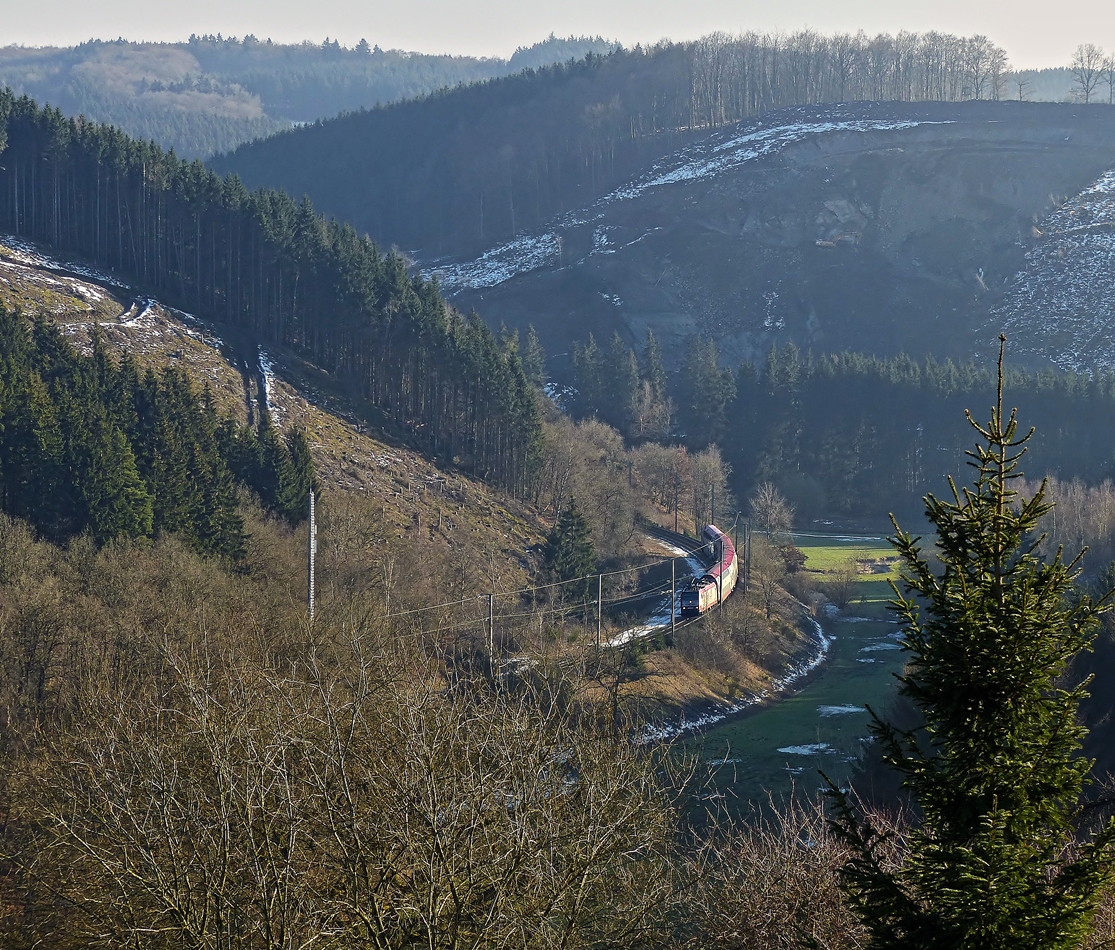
(695, 532, 909, 812)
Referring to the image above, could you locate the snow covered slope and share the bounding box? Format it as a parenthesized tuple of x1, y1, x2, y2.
(427, 101, 1115, 371)
(991, 170, 1115, 371)
(432, 111, 946, 294)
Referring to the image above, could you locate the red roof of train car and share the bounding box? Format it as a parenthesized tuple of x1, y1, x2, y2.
(702, 524, 735, 582)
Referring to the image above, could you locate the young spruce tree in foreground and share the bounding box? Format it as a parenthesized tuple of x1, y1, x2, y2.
(827, 338, 1115, 950)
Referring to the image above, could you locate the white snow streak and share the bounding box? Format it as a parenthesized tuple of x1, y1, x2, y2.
(259, 347, 281, 423)
(0, 235, 129, 288)
(432, 117, 950, 293)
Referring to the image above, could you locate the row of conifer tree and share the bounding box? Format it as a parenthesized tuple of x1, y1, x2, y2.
(0, 91, 541, 495)
(567, 331, 1115, 519)
(0, 306, 313, 556)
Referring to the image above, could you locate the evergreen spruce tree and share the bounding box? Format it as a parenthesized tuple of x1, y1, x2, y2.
(571, 334, 604, 419)
(281, 427, 316, 524)
(827, 339, 1115, 950)
(640, 328, 667, 407)
(678, 336, 736, 447)
(256, 413, 294, 515)
(76, 410, 154, 544)
(603, 331, 639, 437)
(544, 498, 596, 599)
(7, 370, 69, 538)
(498, 322, 519, 358)
(522, 324, 547, 387)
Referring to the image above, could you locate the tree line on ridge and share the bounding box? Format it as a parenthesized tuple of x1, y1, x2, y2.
(567, 332, 1115, 521)
(213, 29, 1016, 257)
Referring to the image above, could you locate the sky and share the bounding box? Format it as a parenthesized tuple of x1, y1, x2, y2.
(2, 0, 1113, 70)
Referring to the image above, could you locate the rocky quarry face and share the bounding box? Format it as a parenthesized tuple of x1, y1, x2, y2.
(429, 101, 1115, 372)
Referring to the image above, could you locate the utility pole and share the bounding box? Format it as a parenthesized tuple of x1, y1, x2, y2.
(711, 481, 715, 529)
(308, 489, 316, 622)
(489, 592, 495, 660)
(671, 558, 676, 636)
(597, 573, 603, 647)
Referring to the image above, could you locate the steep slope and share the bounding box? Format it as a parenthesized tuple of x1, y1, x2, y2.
(430, 101, 1115, 371)
(0, 235, 545, 571)
(993, 170, 1115, 371)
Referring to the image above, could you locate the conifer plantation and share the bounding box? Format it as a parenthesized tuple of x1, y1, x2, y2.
(569, 332, 1115, 522)
(0, 303, 312, 555)
(0, 91, 541, 494)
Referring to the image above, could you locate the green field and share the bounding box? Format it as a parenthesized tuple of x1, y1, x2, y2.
(793, 531, 902, 617)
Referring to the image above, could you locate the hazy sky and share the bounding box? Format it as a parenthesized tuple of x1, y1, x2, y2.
(4, 0, 1114, 69)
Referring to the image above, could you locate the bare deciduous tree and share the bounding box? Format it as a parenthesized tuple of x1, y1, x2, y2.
(751, 537, 787, 620)
(1071, 43, 1106, 103)
(749, 481, 795, 543)
(14, 629, 688, 950)
(825, 557, 861, 610)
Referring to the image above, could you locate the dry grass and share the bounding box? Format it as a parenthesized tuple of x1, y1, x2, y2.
(0, 238, 548, 589)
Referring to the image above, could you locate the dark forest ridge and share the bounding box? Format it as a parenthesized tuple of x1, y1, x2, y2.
(211, 30, 1096, 262)
(0, 90, 542, 498)
(0, 34, 615, 157)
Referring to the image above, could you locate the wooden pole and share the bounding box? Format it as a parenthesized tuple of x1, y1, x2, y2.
(489, 592, 495, 659)
(671, 558, 676, 636)
(674, 472, 679, 534)
(597, 573, 603, 647)
(308, 490, 316, 622)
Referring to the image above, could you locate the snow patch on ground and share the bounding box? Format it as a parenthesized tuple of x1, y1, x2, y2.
(992, 167, 1115, 370)
(543, 382, 575, 412)
(818, 704, 865, 717)
(258, 347, 282, 424)
(0, 235, 130, 288)
(606, 119, 937, 202)
(777, 742, 833, 756)
(431, 232, 562, 291)
(592, 227, 615, 255)
(607, 539, 706, 647)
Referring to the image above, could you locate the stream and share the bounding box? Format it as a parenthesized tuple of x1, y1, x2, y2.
(695, 611, 907, 812)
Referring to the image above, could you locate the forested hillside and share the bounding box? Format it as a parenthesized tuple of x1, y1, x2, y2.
(0, 304, 312, 555)
(212, 29, 1024, 258)
(0, 35, 614, 158)
(0, 91, 541, 495)
(567, 331, 1115, 524)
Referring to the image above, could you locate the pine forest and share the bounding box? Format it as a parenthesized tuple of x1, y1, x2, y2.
(0, 91, 541, 496)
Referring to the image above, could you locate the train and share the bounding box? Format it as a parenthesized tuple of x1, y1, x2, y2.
(679, 524, 739, 615)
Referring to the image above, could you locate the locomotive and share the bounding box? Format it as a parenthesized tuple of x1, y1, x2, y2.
(679, 524, 739, 615)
